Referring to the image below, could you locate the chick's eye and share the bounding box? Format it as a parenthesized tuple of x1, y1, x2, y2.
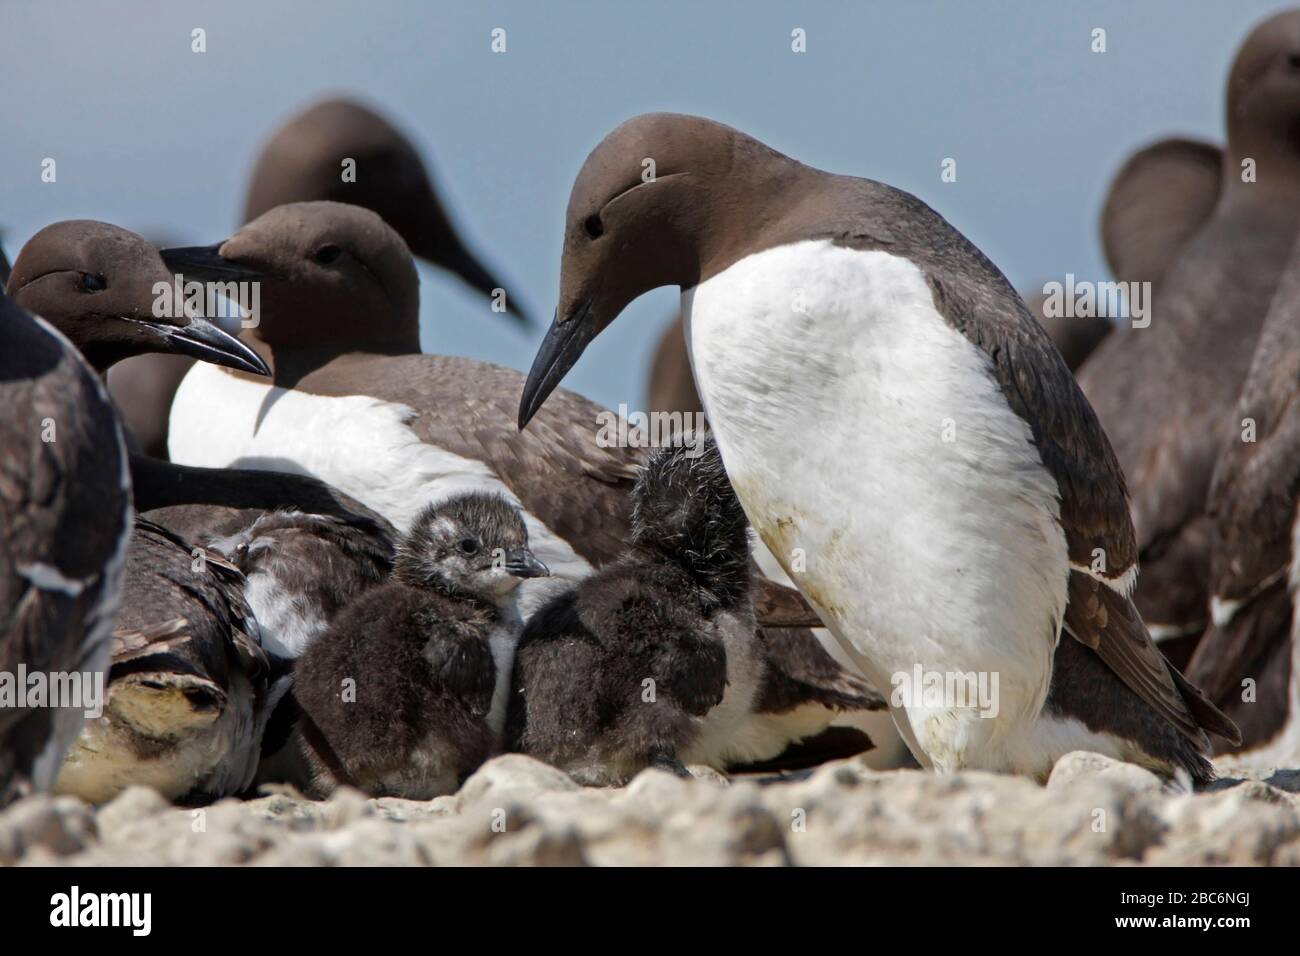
(313, 244, 342, 265)
(79, 273, 107, 293)
(583, 213, 604, 239)
(458, 538, 479, 555)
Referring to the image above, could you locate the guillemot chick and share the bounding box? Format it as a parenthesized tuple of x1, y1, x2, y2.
(292, 493, 548, 798)
(508, 436, 779, 784)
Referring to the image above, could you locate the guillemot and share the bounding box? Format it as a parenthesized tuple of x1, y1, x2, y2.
(244, 97, 526, 322)
(2, 220, 270, 805)
(7, 221, 397, 797)
(1077, 11, 1300, 651)
(518, 111, 1241, 782)
(109, 96, 527, 460)
(292, 492, 549, 798)
(53, 520, 274, 803)
(7, 220, 394, 530)
(0, 286, 131, 807)
(159, 200, 872, 715)
(6, 220, 266, 381)
(1183, 237, 1300, 759)
(160, 202, 633, 590)
(509, 436, 848, 782)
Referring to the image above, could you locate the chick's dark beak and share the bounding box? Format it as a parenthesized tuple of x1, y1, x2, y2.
(503, 548, 550, 578)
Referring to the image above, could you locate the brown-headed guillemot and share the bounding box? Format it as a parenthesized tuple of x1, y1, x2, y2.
(518, 111, 1240, 783)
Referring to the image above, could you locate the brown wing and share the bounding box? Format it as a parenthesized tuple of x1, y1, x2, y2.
(756, 628, 885, 715)
(1020, 289, 1112, 372)
(1185, 243, 1300, 738)
(753, 578, 825, 629)
(0, 299, 131, 800)
(1065, 572, 1240, 746)
(1202, 254, 1300, 610)
(112, 521, 268, 690)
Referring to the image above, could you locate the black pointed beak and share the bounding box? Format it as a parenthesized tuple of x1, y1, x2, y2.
(159, 243, 266, 283)
(503, 548, 550, 579)
(518, 301, 595, 429)
(132, 315, 270, 377)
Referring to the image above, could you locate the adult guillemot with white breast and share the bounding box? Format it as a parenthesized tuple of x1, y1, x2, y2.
(518, 112, 1241, 783)
(159, 201, 882, 763)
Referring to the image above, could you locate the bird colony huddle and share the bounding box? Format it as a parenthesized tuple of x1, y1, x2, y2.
(3, 10, 1300, 812)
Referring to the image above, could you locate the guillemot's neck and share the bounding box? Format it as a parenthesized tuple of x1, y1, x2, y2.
(690, 161, 816, 287)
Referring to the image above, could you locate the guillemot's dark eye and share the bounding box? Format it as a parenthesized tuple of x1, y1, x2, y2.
(1288, 53, 1300, 71)
(79, 273, 107, 293)
(583, 213, 604, 239)
(313, 244, 342, 265)
(458, 538, 479, 555)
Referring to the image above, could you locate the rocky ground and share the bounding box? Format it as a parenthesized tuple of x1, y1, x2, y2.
(2, 751, 1298, 866)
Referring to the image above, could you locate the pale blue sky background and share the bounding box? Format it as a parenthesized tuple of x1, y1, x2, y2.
(1, 0, 1293, 409)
